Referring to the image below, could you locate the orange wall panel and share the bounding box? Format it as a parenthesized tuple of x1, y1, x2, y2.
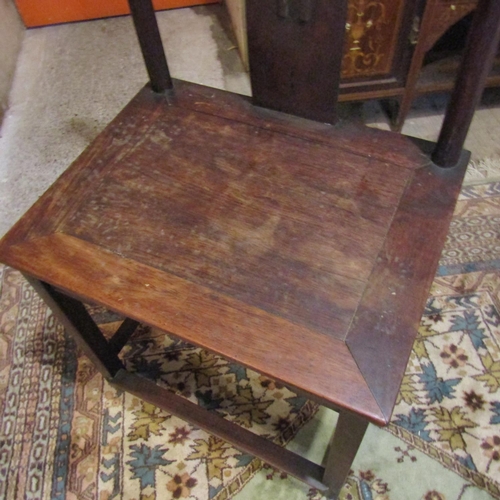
(15, 0, 219, 27)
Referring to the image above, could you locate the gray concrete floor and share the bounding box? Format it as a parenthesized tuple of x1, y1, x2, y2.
(1, 4, 500, 238)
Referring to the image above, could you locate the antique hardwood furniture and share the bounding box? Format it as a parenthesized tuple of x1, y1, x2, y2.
(228, 0, 500, 129)
(339, 0, 417, 99)
(1, 0, 500, 497)
(227, 0, 421, 99)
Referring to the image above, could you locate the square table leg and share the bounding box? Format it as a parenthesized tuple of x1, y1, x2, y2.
(323, 411, 369, 499)
(24, 274, 370, 499)
(24, 276, 124, 379)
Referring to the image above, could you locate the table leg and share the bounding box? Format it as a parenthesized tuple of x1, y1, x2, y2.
(24, 276, 124, 380)
(23, 274, 370, 498)
(322, 411, 369, 499)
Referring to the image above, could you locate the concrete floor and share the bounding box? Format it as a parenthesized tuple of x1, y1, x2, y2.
(1, 4, 500, 238)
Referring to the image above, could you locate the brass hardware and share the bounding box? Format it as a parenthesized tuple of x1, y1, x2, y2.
(450, 4, 457, 10)
(409, 15, 420, 45)
(346, 22, 351, 31)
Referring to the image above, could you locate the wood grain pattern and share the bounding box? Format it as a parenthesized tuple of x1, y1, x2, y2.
(57, 102, 410, 337)
(0, 81, 466, 427)
(3, 232, 385, 424)
(0, 84, 427, 252)
(347, 147, 469, 419)
(0, 89, 166, 247)
(0, 2, 488, 493)
(163, 80, 431, 169)
(246, 0, 348, 123)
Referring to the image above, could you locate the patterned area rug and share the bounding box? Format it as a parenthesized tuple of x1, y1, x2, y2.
(1, 181, 500, 500)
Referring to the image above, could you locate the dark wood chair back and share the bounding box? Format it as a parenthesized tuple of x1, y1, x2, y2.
(245, 0, 347, 123)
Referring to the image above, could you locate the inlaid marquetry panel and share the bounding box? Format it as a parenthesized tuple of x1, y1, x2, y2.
(342, 0, 406, 79)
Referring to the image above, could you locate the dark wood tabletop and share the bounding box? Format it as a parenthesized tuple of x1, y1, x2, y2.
(0, 80, 468, 426)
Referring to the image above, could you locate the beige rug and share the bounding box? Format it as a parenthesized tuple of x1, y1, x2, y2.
(1, 181, 500, 499)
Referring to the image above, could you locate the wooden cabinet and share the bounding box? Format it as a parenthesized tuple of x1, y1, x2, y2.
(341, 0, 500, 129)
(340, 0, 417, 98)
(342, 0, 408, 78)
(227, 0, 420, 100)
(393, 0, 481, 130)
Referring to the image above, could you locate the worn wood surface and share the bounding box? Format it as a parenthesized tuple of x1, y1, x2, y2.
(0, 1, 491, 494)
(347, 146, 469, 419)
(246, 0, 347, 123)
(5, 231, 384, 423)
(58, 108, 407, 338)
(0, 81, 467, 426)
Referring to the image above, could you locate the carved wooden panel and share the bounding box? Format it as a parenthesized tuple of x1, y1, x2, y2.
(342, 0, 407, 79)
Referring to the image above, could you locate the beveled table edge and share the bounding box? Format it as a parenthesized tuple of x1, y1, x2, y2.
(0, 232, 386, 425)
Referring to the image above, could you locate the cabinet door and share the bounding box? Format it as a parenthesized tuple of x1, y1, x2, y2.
(342, 0, 406, 78)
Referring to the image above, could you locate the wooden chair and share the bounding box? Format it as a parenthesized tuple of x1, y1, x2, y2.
(1, 0, 499, 497)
